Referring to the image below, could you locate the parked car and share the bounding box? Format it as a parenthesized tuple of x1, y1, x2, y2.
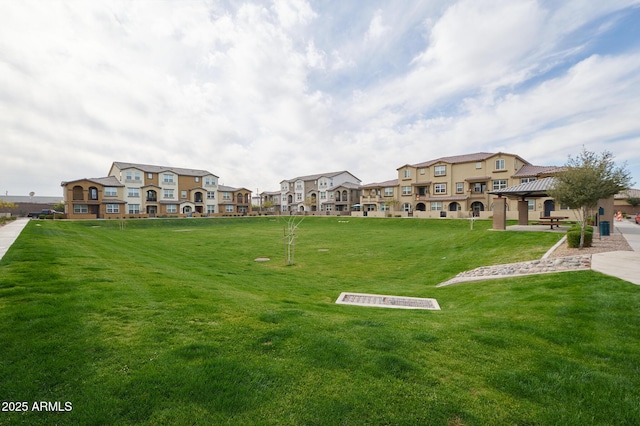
(27, 209, 59, 218)
(635, 212, 640, 224)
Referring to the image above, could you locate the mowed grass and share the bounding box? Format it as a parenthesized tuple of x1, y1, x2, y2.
(1, 217, 639, 425)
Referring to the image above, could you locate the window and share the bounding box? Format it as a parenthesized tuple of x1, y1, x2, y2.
(528, 200, 535, 211)
(430, 201, 442, 211)
(473, 182, 486, 193)
(456, 182, 464, 193)
(207, 191, 215, 199)
(419, 168, 425, 175)
(225, 205, 234, 213)
(134, 172, 140, 181)
(128, 188, 140, 198)
(128, 204, 140, 214)
(495, 159, 505, 170)
(404, 169, 411, 178)
(195, 177, 199, 183)
(222, 192, 231, 200)
(320, 191, 326, 199)
(181, 190, 187, 199)
(296, 193, 302, 201)
(384, 187, 394, 196)
(380, 205, 389, 212)
(163, 173, 174, 184)
(521, 177, 537, 184)
(166, 204, 177, 214)
(73, 204, 88, 214)
(89, 187, 98, 200)
(434, 183, 446, 194)
(104, 187, 117, 197)
(402, 203, 412, 212)
(207, 205, 216, 214)
(296, 182, 303, 190)
(434, 165, 446, 176)
(163, 189, 174, 199)
(106, 204, 119, 213)
(402, 186, 411, 195)
(476, 162, 482, 169)
(206, 177, 216, 186)
(148, 173, 153, 179)
(492, 180, 507, 190)
(125, 171, 132, 180)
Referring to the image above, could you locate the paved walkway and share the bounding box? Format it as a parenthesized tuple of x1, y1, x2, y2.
(438, 218, 640, 286)
(591, 219, 640, 284)
(0, 218, 30, 261)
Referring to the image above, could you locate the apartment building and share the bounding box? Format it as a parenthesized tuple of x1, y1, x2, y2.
(359, 179, 399, 215)
(259, 191, 281, 213)
(279, 171, 361, 214)
(217, 185, 252, 215)
(357, 152, 562, 219)
(62, 162, 221, 219)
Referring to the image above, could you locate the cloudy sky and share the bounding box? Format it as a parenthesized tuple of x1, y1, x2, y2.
(1, 0, 639, 197)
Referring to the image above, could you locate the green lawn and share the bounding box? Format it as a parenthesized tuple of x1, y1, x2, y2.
(1, 217, 639, 425)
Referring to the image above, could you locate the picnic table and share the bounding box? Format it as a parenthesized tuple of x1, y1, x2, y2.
(538, 216, 569, 229)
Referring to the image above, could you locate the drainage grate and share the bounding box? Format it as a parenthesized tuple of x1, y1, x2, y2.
(336, 292, 440, 310)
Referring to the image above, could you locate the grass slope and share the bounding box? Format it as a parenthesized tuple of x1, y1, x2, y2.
(1, 217, 639, 425)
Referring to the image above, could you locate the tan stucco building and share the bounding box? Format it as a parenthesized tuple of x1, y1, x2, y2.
(61, 162, 246, 219)
(355, 152, 564, 219)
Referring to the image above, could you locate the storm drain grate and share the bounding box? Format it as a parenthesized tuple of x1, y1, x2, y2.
(336, 292, 440, 310)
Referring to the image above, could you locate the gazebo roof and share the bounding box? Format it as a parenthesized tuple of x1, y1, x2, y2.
(489, 177, 556, 198)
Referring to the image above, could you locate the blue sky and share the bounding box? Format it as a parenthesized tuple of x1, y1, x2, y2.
(1, 0, 639, 197)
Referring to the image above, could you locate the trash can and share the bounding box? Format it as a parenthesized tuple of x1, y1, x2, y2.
(600, 221, 610, 236)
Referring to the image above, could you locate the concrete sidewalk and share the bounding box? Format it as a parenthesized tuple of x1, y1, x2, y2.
(591, 219, 640, 285)
(0, 218, 30, 261)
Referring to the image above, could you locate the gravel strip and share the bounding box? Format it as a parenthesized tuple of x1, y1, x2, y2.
(437, 229, 632, 287)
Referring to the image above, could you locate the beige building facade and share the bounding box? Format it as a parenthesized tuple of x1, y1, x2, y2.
(355, 152, 565, 220)
(62, 162, 236, 219)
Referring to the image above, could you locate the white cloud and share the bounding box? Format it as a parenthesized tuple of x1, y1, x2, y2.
(1, 0, 639, 196)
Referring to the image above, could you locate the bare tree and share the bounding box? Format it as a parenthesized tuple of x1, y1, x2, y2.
(282, 216, 304, 265)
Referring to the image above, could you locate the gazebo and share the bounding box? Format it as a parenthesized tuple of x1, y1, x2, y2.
(488, 177, 556, 230)
(488, 176, 615, 231)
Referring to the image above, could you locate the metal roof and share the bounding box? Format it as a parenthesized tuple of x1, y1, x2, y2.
(489, 177, 556, 198)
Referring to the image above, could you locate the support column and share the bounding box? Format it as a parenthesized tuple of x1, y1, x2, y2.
(492, 197, 506, 230)
(518, 199, 529, 226)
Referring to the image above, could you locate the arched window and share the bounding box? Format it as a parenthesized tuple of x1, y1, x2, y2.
(342, 190, 347, 201)
(237, 194, 243, 203)
(72, 186, 84, 201)
(336, 192, 341, 201)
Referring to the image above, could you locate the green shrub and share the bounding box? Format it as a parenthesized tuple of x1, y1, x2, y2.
(567, 229, 593, 248)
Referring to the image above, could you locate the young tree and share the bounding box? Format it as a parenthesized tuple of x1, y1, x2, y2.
(548, 148, 632, 248)
(282, 216, 304, 265)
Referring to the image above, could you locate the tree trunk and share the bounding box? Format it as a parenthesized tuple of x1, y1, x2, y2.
(579, 206, 587, 249)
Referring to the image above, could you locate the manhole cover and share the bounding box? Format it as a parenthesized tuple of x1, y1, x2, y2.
(335, 292, 440, 310)
(254, 257, 270, 262)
